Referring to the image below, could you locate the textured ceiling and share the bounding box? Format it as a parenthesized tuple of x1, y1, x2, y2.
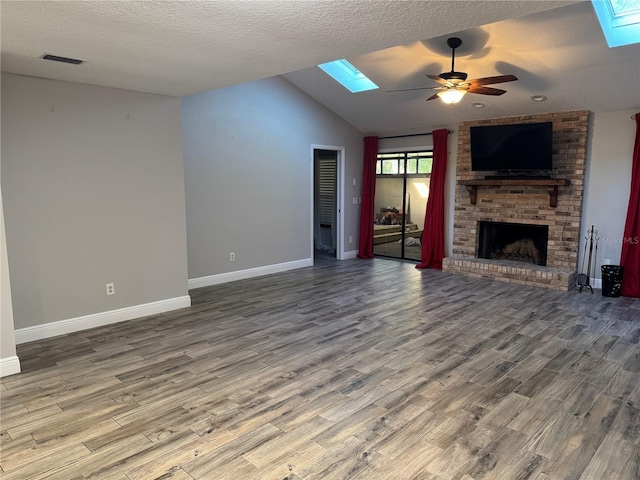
(2, 1, 576, 97)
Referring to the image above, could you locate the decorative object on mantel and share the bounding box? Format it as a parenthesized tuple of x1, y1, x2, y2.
(458, 178, 570, 207)
(577, 225, 598, 293)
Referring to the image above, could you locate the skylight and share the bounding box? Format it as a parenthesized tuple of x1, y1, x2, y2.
(317, 59, 378, 93)
(592, 0, 640, 47)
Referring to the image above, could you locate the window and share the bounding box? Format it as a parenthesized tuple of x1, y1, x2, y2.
(592, 0, 640, 47)
(376, 151, 433, 176)
(317, 59, 379, 93)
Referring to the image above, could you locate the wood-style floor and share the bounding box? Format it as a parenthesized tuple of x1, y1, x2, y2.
(1, 256, 639, 480)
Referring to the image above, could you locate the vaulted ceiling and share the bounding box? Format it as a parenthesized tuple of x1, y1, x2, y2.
(284, 2, 640, 134)
(2, 1, 638, 134)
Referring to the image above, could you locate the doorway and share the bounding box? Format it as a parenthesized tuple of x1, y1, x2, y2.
(313, 147, 344, 260)
(373, 151, 432, 261)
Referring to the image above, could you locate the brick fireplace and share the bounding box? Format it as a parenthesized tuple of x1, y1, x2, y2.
(443, 110, 589, 290)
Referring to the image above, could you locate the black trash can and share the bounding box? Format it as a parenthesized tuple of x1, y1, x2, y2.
(601, 265, 623, 297)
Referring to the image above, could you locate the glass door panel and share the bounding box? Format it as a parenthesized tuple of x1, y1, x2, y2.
(373, 151, 432, 261)
(373, 175, 406, 259)
(403, 176, 429, 261)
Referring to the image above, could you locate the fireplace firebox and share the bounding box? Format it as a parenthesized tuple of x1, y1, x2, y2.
(477, 221, 549, 266)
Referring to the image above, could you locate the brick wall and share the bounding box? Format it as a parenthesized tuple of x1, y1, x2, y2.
(443, 110, 589, 290)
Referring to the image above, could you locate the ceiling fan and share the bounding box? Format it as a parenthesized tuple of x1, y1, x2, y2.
(388, 37, 518, 104)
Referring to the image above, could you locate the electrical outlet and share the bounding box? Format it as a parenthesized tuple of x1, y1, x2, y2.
(106, 283, 115, 295)
(349, 236, 353, 244)
(603, 258, 611, 265)
(229, 252, 235, 262)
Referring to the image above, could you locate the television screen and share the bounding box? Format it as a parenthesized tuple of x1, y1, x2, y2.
(470, 122, 553, 172)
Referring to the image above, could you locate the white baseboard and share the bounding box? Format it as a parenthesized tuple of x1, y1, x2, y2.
(0, 355, 21, 377)
(189, 258, 313, 289)
(341, 250, 358, 260)
(14, 295, 191, 344)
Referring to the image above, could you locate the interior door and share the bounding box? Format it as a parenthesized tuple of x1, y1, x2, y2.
(314, 149, 337, 257)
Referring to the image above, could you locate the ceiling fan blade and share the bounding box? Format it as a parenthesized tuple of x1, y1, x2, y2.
(386, 86, 439, 93)
(466, 86, 507, 96)
(426, 93, 440, 101)
(426, 74, 449, 85)
(467, 74, 518, 86)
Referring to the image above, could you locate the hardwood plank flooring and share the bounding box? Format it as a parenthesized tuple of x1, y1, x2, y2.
(2, 255, 640, 479)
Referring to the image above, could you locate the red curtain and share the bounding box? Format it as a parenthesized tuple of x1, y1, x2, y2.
(357, 136, 379, 259)
(621, 113, 640, 297)
(417, 129, 448, 270)
(358, 137, 378, 258)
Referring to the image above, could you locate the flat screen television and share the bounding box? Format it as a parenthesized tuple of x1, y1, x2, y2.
(470, 122, 553, 173)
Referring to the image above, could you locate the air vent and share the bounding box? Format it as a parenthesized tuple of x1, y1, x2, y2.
(42, 54, 84, 65)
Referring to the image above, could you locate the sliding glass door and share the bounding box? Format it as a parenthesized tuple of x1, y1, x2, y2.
(372, 151, 432, 261)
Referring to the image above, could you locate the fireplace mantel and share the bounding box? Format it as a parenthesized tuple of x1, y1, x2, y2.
(459, 178, 570, 207)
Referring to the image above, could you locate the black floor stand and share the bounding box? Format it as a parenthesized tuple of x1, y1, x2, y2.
(578, 276, 593, 294)
(578, 225, 598, 294)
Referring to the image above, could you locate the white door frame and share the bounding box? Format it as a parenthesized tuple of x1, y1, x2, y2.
(311, 145, 345, 261)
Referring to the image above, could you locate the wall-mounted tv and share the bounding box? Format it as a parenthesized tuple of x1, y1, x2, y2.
(470, 122, 553, 172)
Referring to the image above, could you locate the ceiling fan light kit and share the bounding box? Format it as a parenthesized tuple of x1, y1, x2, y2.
(438, 89, 466, 104)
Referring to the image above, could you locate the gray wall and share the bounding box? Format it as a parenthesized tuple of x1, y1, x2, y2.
(181, 76, 364, 280)
(1, 73, 189, 329)
(1, 187, 19, 371)
(580, 109, 637, 281)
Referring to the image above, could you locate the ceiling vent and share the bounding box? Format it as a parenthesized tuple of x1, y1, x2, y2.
(41, 54, 84, 65)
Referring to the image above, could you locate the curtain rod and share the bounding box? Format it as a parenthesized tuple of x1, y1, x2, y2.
(379, 130, 453, 140)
